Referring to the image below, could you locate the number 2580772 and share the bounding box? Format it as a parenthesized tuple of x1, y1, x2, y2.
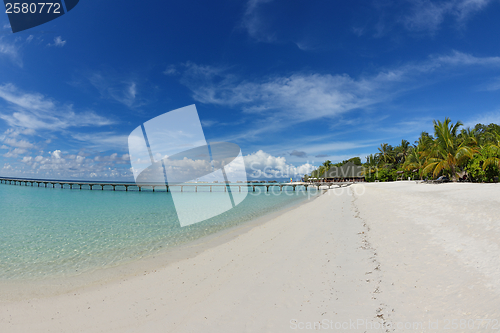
(5, 3, 61, 14)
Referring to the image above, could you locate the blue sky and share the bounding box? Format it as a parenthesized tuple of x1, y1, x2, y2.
(1, 0, 500, 180)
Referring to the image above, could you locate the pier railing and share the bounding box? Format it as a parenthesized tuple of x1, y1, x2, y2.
(0, 177, 353, 192)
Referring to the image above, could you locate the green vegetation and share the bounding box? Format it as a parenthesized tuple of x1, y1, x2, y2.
(308, 119, 500, 183)
(310, 157, 362, 179)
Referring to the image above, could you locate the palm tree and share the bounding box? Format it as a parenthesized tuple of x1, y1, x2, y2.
(311, 167, 322, 179)
(403, 146, 426, 180)
(482, 129, 500, 170)
(416, 131, 433, 151)
(396, 139, 410, 164)
(423, 118, 477, 181)
(459, 127, 479, 148)
(363, 154, 379, 178)
(377, 143, 395, 166)
(320, 160, 332, 179)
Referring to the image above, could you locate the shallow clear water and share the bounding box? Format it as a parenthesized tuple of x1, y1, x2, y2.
(0, 183, 317, 280)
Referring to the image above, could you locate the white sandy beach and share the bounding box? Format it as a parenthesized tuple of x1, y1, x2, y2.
(1, 182, 500, 332)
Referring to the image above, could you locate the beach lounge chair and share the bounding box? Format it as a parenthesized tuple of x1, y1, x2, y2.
(433, 176, 450, 183)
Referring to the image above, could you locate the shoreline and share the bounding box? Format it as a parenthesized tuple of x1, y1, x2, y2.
(2, 185, 371, 333)
(0, 188, 325, 301)
(2, 182, 499, 332)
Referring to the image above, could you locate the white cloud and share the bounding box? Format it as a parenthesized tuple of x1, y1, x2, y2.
(88, 73, 143, 108)
(294, 41, 315, 51)
(136, 149, 318, 181)
(181, 62, 231, 82)
(292, 141, 384, 156)
(201, 119, 218, 127)
(433, 50, 500, 66)
(244, 150, 316, 179)
(180, 65, 407, 139)
(0, 37, 22, 67)
(51, 150, 63, 159)
(71, 132, 129, 150)
(352, 26, 365, 37)
(3, 148, 27, 157)
(0, 129, 133, 179)
(480, 77, 500, 91)
(245, 149, 287, 170)
(21, 156, 32, 164)
(240, 0, 492, 43)
(48, 36, 66, 47)
(0, 83, 115, 131)
(128, 83, 136, 100)
(4, 150, 133, 180)
(241, 0, 276, 43)
(2, 137, 35, 149)
(0, 85, 122, 173)
(163, 65, 178, 76)
(183, 69, 384, 122)
(180, 51, 500, 136)
(463, 110, 500, 128)
(0, 83, 54, 111)
(402, 0, 493, 32)
(93, 153, 129, 163)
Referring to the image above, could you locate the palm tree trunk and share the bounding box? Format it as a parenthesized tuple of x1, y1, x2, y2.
(451, 165, 457, 182)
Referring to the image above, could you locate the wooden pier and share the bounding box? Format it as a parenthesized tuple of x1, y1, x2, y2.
(0, 177, 353, 193)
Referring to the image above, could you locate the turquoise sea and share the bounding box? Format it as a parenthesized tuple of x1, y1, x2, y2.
(0, 182, 317, 281)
